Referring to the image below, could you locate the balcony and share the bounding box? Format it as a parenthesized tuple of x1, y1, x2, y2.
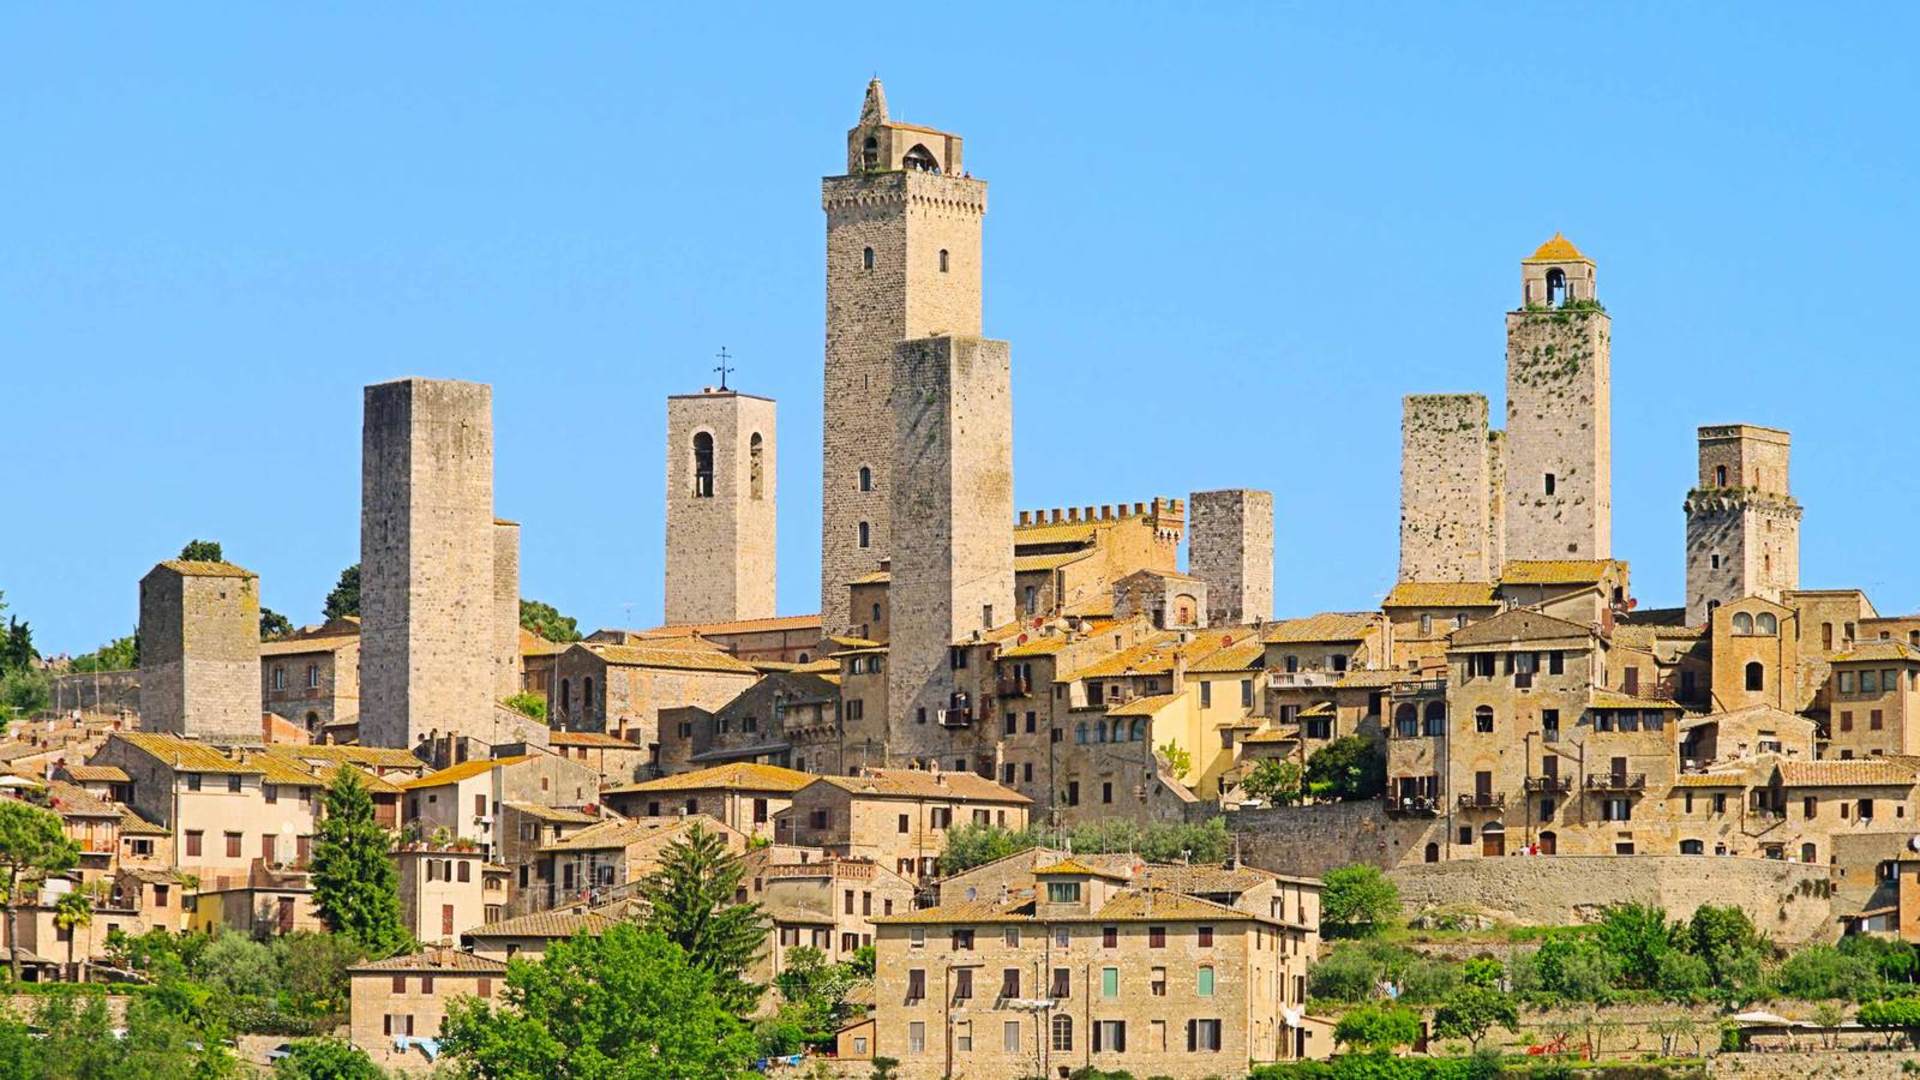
(1383, 794, 1440, 817)
(938, 709, 972, 729)
(1523, 776, 1573, 794)
(1584, 772, 1646, 793)
(1457, 792, 1506, 810)
(1270, 671, 1340, 689)
(1391, 678, 1448, 698)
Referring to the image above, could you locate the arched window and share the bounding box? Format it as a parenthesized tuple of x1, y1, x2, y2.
(1132, 719, 1148, 742)
(1394, 704, 1417, 738)
(692, 432, 715, 498)
(858, 465, 872, 492)
(938, 249, 950, 273)
(1423, 700, 1447, 736)
(1423, 842, 1439, 863)
(1745, 661, 1765, 692)
(1095, 721, 1108, 743)
(560, 678, 572, 712)
(1075, 723, 1087, 745)
(857, 521, 870, 548)
(1732, 612, 1753, 635)
(861, 136, 878, 171)
(1051, 1013, 1073, 1052)
(748, 433, 764, 500)
(1715, 465, 1728, 487)
(862, 247, 875, 271)
(583, 676, 595, 716)
(1474, 705, 1493, 733)
(304, 711, 319, 732)
(1756, 612, 1778, 636)
(1707, 599, 1721, 618)
(903, 144, 939, 173)
(1546, 267, 1568, 307)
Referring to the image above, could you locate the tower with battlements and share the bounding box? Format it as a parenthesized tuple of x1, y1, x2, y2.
(1685, 424, 1800, 624)
(1503, 234, 1611, 562)
(665, 386, 778, 625)
(820, 80, 986, 633)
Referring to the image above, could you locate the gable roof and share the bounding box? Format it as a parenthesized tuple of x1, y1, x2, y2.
(1830, 641, 1920, 664)
(580, 643, 760, 675)
(349, 948, 507, 975)
(464, 909, 615, 940)
(538, 815, 712, 853)
(546, 730, 642, 749)
(149, 559, 256, 579)
(108, 733, 258, 774)
(1448, 608, 1594, 649)
(1105, 692, 1185, 718)
(810, 768, 1032, 805)
(605, 762, 814, 796)
(1382, 582, 1500, 609)
(400, 755, 533, 790)
(1500, 559, 1620, 587)
(1261, 612, 1378, 645)
(1776, 758, 1920, 788)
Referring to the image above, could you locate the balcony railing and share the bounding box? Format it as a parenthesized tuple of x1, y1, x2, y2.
(938, 709, 972, 729)
(1269, 671, 1340, 688)
(1383, 794, 1440, 817)
(1584, 772, 1647, 792)
(1523, 776, 1573, 794)
(1457, 792, 1505, 810)
(1391, 679, 1448, 697)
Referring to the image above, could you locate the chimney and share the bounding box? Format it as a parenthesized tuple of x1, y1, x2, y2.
(1172, 650, 1188, 693)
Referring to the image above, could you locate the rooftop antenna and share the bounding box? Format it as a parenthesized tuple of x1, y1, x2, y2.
(714, 346, 735, 391)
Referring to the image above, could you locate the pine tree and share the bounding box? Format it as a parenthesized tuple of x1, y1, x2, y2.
(639, 823, 768, 1013)
(309, 769, 409, 956)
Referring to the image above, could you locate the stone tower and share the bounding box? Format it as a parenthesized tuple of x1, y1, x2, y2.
(886, 335, 1013, 761)
(1504, 234, 1611, 562)
(1685, 424, 1800, 625)
(664, 386, 777, 625)
(1188, 489, 1273, 625)
(137, 560, 262, 741)
(1399, 395, 1501, 582)
(360, 378, 499, 751)
(493, 519, 521, 698)
(820, 80, 986, 633)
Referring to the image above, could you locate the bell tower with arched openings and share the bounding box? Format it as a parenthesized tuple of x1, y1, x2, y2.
(819, 80, 986, 633)
(1503, 233, 1612, 563)
(665, 384, 777, 626)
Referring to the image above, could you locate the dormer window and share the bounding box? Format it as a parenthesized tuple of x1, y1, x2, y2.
(1046, 880, 1081, 903)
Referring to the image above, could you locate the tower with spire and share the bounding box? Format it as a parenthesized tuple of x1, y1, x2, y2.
(818, 80, 987, 633)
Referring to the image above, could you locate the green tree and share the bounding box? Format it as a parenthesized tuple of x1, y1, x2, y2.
(1240, 758, 1303, 805)
(309, 769, 409, 955)
(1, 616, 35, 674)
(441, 924, 757, 1078)
(938, 822, 1036, 874)
(68, 633, 138, 673)
(869, 1058, 900, 1080)
(503, 691, 548, 722)
(1839, 933, 1918, 984)
(1461, 957, 1503, 990)
(0, 667, 50, 720)
(1320, 864, 1399, 938)
(274, 1038, 388, 1079)
(1594, 902, 1674, 990)
(203, 931, 279, 998)
(639, 823, 767, 1013)
(261, 607, 294, 640)
(53, 885, 94, 981)
(520, 598, 582, 643)
(1432, 986, 1519, 1051)
(1158, 740, 1193, 781)
(0, 1010, 33, 1080)
(275, 931, 367, 1023)
(765, 945, 860, 1051)
(1332, 1005, 1421, 1053)
(1304, 736, 1385, 801)
(0, 799, 79, 981)
(1684, 903, 1766, 994)
(323, 564, 361, 621)
(1778, 944, 1882, 1002)
(179, 539, 225, 562)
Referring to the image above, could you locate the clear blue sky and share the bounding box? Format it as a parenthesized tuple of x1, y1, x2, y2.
(6, 6, 1919, 655)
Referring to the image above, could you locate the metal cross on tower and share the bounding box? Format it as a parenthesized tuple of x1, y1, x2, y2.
(714, 347, 735, 391)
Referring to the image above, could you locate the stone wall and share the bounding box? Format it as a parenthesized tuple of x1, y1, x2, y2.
(665, 390, 777, 625)
(1227, 801, 1411, 878)
(360, 378, 497, 751)
(137, 562, 261, 742)
(493, 521, 521, 700)
(1190, 488, 1274, 625)
(1400, 394, 1495, 583)
(1503, 306, 1612, 561)
(47, 669, 140, 716)
(1711, 1053, 1920, 1080)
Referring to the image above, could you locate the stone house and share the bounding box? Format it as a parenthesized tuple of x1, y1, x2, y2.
(784, 768, 1030, 882)
(1823, 640, 1920, 757)
(399, 753, 600, 856)
(535, 729, 651, 786)
(347, 948, 506, 1070)
(678, 671, 843, 773)
(1495, 560, 1629, 633)
(618, 614, 826, 664)
(260, 618, 360, 739)
(1381, 582, 1502, 672)
(1708, 596, 1800, 715)
(496, 802, 601, 916)
(531, 815, 744, 911)
(548, 640, 760, 765)
(187, 869, 322, 938)
(464, 908, 615, 961)
(754, 855, 917, 981)
(396, 846, 495, 946)
(600, 762, 812, 842)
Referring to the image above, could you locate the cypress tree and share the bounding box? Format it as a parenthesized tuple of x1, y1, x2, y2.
(310, 769, 410, 956)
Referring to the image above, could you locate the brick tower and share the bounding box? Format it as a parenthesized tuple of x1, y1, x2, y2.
(1399, 395, 1501, 583)
(886, 335, 1013, 762)
(1685, 424, 1800, 625)
(137, 559, 261, 741)
(1503, 234, 1611, 562)
(359, 378, 499, 752)
(1188, 489, 1274, 625)
(664, 385, 777, 625)
(820, 80, 985, 633)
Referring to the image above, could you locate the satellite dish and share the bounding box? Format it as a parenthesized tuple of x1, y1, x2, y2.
(1017, 634, 1028, 645)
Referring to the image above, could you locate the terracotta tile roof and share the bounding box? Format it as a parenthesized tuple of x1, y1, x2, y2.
(1382, 582, 1500, 608)
(812, 768, 1031, 805)
(538, 816, 705, 852)
(1261, 612, 1379, 644)
(872, 897, 1037, 925)
(350, 947, 508, 974)
(1334, 669, 1400, 689)
(546, 730, 639, 749)
(1296, 701, 1336, 718)
(519, 629, 572, 657)
(1449, 608, 1593, 648)
(1677, 704, 1814, 732)
(45, 781, 121, 818)
(401, 755, 533, 790)
(826, 635, 883, 649)
(1526, 232, 1588, 262)
(1777, 758, 1920, 788)
(310, 763, 404, 796)
(1499, 559, 1619, 586)
(1011, 520, 1101, 546)
(1139, 863, 1291, 894)
(1187, 639, 1267, 674)
(61, 765, 128, 783)
(1830, 641, 1920, 664)
(466, 909, 615, 940)
(1671, 771, 1752, 788)
(1069, 631, 1244, 680)
(118, 808, 169, 836)
(1093, 889, 1254, 921)
(794, 659, 841, 675)
(252, 753, 327, 787)
(637, 614, 823, 637)
(260, 633, 357, 657)
(1104, 692, 1185, 717)
(111, 733, 259, 774)
(605, 762, 813, 795)
(1033, 858, 1131, 879)
(502, 801, 599, 824)
(584, 643, 760, 675)
(1590, 692, 1683, 711)
(272, 744, 426, 770)
(1239, 729, 1298, 745)
(152, 559, 256, 579)
(1015, 551, 1093, 573)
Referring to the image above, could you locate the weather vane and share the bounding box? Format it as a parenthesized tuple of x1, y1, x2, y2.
(714, 346, 735, 391)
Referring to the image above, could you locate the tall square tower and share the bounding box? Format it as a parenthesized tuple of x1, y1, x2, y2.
(1685, 424, 1800, 624)
(137, 560, 261, 741)
(1189, 489, 1274, 625)
(664, 387, 777, 625)
(886, 335, 1013, 762)
(1504, 234, 1611, 561)
(820, 81, 986, 633)
(493, 519, 522, 698)
(360, 378, 498, 751)
(1398, 395, 1498, 583)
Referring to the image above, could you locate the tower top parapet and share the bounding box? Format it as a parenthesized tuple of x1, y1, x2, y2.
(844, 80, 966, 177)
(1519, 233, 1598, 309)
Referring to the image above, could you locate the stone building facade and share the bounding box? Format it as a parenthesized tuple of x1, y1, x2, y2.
(1188, 488, 1273, 625)
(1685, 424, 1801, 625)
(359, 378, 500, 754)
(664, 387, 777, 625)
(1504, 235, 1612, 562)
(493, 520, 521, 700)
(820, 80, 986, 634)
(1399, 394, 1499, 583)
(137, 560, 261, 742)
(886, 335, 1013, 758)
(261, 620, 360, 737)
